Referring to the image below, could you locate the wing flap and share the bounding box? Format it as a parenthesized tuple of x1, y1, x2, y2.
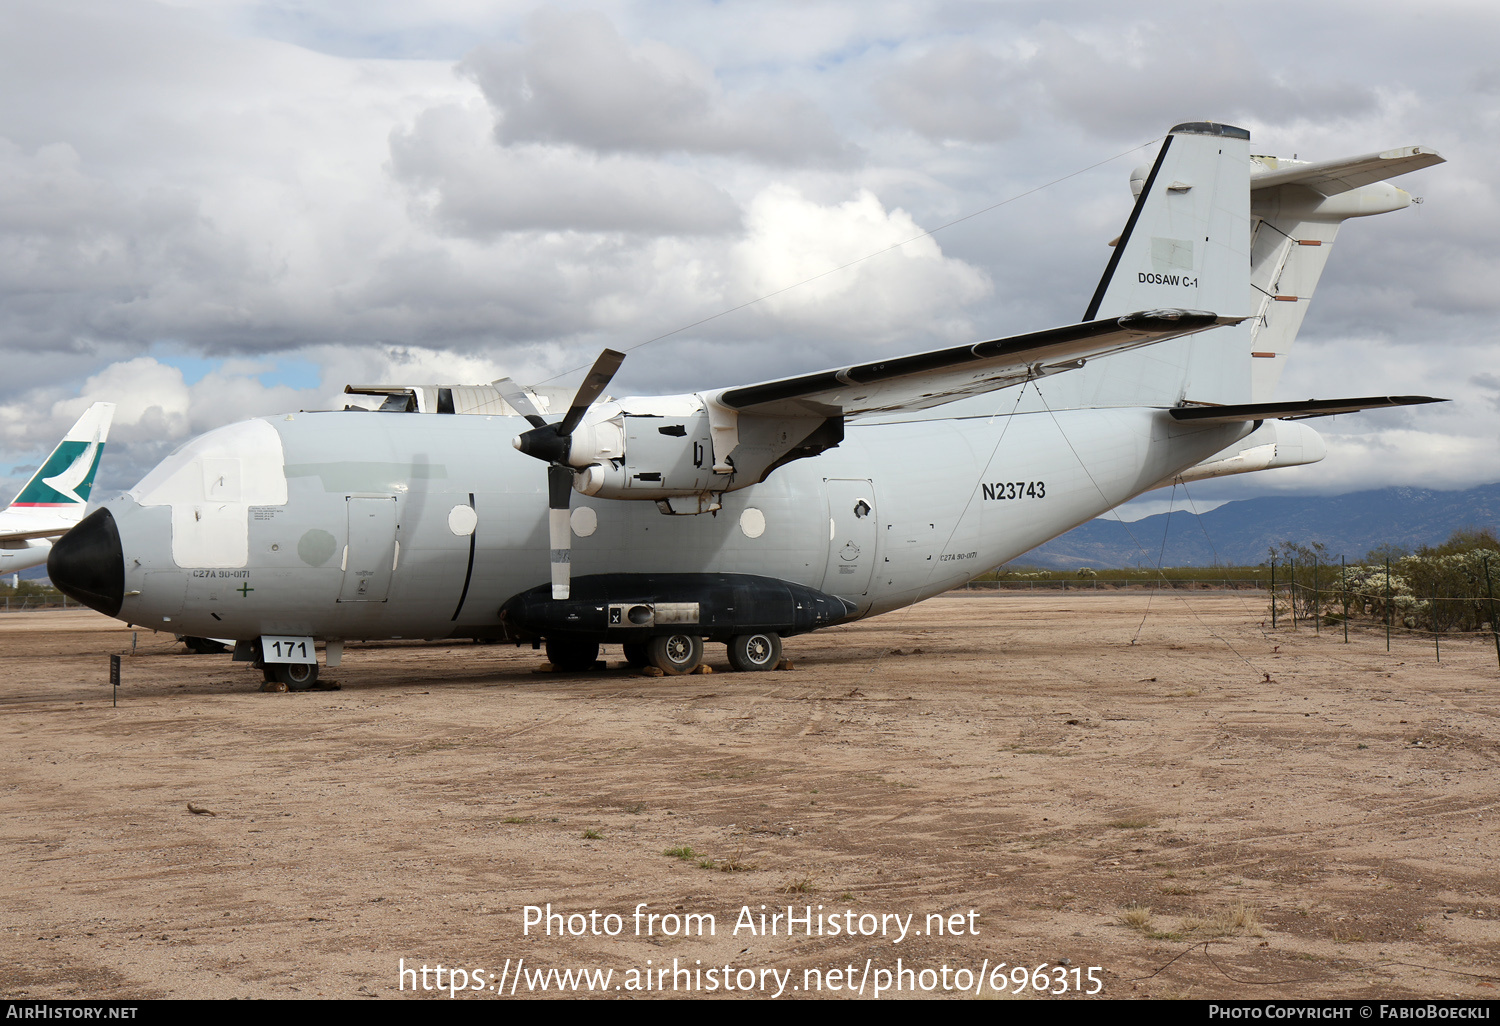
(717, 309, 1239, 418)
(1168, 395, 1445, 425)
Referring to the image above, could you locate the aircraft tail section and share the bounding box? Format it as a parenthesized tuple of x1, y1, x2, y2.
(1063, 122, 1255, 410)
(6, 402, 115, 514)
(1244, 146, 1442, 400)
(1048, 129, 1443, 415)
(1085, 121, 1254, 325)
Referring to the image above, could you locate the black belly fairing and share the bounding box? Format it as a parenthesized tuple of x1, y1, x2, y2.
(499, 573, 855, 643)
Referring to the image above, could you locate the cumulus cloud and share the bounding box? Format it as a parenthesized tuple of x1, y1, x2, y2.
(0, 138, 229, 352)
(0, 355, 320, 499)
(1275, 428, 1499, 495)
(0, 0, 1494, 507)
(388, 102, 741, 236)
(1473, 372, 1500, 412)
(729, 184, 990, 342)
(876, 17, 1377, 146)
(461, 9, 854, 165)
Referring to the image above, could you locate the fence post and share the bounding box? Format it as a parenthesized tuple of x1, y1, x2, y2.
(1385, 557, 1392, 653)
(1313, 555, 1320, 636)
(1291, 556, 1298, 629)
(1341, 555, 1349, 644)
(1271, 557, 1277, 629)
(1484, 555, 1500, 671)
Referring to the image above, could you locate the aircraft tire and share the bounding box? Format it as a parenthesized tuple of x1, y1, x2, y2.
(727, 632, 781, 672)
(621, 642, 650, 668)
(273, 662, 319, 691)
(647, 634, 703, 675)
(545, 638, 599, 673)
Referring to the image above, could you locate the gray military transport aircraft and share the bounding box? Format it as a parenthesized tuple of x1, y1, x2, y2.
(49, 122, 1445, 688)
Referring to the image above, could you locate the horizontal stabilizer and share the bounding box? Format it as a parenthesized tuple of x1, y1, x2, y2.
(1169, 395, 1445, 425)
(1251, 146, 1444, 195)
(717, 309, 1241, 418)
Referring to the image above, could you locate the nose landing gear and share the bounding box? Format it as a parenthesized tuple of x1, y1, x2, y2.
(263, 661, 319, 691)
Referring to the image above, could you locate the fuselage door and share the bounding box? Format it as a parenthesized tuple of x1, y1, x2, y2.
(339, 495, 398, 603)
(822, 478, 876, 600)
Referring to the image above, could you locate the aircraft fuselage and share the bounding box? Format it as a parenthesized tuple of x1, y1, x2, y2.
(79, 406, 1248, 643)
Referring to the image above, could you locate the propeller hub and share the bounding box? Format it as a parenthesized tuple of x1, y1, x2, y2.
(514, 423, 571, 465)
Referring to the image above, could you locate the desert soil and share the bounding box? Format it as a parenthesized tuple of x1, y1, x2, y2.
(1, 591, 1497, 1001)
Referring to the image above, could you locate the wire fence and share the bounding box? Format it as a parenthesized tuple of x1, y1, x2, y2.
(964, 553, 1500, 669)
(964, 578, 1271, 592)
(0, 588, 73, 612)
(1265, 554, 1500, 667)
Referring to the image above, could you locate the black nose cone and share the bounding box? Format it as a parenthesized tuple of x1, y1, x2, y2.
(48, 507, 125, 618)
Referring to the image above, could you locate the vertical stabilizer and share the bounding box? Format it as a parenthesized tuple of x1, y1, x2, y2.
(1060, 122, 1255, 409)
(1086, 122, 1254, 324)
(7, 402, 115, 514)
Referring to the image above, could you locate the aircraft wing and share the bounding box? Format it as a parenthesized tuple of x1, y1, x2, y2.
(0, 524, 74, 543)
(1168, 396, 1445, 424)
(715, 309, 1240, 418)
(1250, 146, 1444, 195)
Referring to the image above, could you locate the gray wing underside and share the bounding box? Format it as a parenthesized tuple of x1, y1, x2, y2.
(1168, 396, 1445, 424)
(716, 309, 1240, 419)
(1250, 146, 1445, 195)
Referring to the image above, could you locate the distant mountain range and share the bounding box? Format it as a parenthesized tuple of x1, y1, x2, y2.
(1014, 482, 1500, 569)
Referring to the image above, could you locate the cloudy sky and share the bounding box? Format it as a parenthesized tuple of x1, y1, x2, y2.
(1, 0, 1496, 519)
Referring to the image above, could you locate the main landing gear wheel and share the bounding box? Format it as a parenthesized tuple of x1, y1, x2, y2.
(647, 633, 703, 675)
(545, 638, 599, 673)
(272, 662, 318, 691)
(621, 642, 650, 668)
(727, 632, 781, 672)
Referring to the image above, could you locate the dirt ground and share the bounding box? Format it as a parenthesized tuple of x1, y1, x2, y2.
(1, 591, 1497, 1001)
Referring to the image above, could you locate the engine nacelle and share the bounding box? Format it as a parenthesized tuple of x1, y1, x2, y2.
(568, 394, 842, 512)
(570, 397, 724, 502)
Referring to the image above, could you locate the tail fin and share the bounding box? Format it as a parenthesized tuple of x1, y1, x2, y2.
(7, 402, 115, 515)
(1058, 122, 1255, 409)
(1085, 121, 1253, 324)
(1245, 146, 1443, 400)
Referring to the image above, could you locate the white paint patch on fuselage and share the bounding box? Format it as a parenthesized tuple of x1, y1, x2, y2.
(130, 419, 289, 569)
(739, 507, 766, 539)
(448, 503, 478, 536)
(569, 506, 597, 537)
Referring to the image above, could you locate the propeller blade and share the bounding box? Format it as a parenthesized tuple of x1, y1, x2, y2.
(493, 377, 548, 428)
(510, 349, 623, 598)
(547, 464, 573, 600)
(558, 349, 625, 436)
